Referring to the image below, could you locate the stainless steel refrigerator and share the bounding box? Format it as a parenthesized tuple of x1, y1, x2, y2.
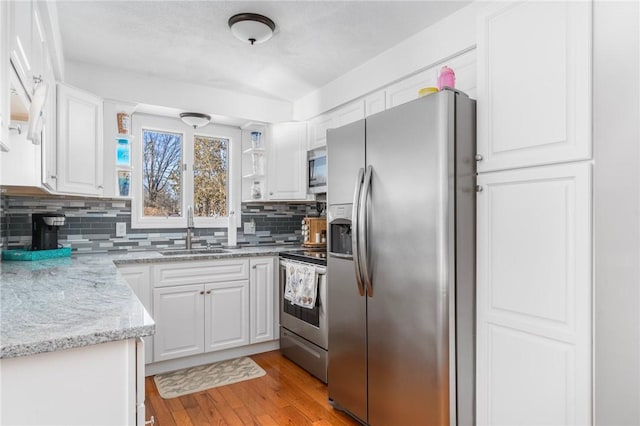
(326, 89, 476, 426)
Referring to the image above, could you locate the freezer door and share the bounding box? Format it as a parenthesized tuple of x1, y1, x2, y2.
(327, 255, 367, 423)
(327, 120, 366, 206)
(365, 91, 456, 425)
(327, 118, 368, 423)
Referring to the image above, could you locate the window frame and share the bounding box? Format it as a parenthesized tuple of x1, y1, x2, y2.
(131, 113, 241, 229)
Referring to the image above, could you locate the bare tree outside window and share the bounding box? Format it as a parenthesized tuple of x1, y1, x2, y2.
(194, 135, 228, 217)
(143, 130, 182, 217)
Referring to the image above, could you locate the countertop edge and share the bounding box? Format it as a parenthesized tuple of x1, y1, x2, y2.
(112, 247, 299, 265)
(0, 324, 156, 359)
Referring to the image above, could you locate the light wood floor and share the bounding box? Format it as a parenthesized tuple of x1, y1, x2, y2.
(145, 350, 361, 425)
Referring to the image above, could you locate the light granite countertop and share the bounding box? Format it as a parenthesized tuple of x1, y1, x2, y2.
(111, 244, 302, 265)
(0, 245, 301, 359)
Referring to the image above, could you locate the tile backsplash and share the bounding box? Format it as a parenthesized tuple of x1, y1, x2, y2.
(1, 195, 320, 254)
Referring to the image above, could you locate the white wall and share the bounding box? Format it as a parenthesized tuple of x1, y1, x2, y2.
(64, 61, 292, 125)
(63, 2, 486, 125)
(293, 2, 485, 120)
(593, 1, 640, 424)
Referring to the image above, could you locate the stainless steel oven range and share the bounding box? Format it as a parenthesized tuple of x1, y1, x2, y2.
(279, 250, 328, 383)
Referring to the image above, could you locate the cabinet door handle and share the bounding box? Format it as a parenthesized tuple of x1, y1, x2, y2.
(252, 265, 257, 269)
(97, 185, 104, 189)
(200, 291, 205, 295)
(475, 154, 483, 162)
(206, 290, 211, 294)
(50, 175, 57, 179)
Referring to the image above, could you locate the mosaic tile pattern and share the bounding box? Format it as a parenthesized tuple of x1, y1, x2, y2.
(2, 195, 322, 253)
(0, 196, 7, 249)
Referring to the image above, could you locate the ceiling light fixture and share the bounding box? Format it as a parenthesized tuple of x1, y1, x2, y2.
(228, 13, 276, 45)
(179, 112, 211, 129)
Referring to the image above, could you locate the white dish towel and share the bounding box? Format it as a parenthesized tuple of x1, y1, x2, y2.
(284, 261, 318, 309)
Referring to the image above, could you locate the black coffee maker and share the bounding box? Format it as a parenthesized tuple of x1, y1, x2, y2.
(32, 213, 65, 251)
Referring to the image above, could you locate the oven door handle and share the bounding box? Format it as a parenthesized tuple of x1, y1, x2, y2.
(279, 260, 326, 275)
(351, 167, 366, 297)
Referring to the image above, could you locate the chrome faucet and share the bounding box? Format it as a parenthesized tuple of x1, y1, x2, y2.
(186, 205, 194, 250)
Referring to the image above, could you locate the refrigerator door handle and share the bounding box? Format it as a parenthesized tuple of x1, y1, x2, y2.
(359, 165, 373, 297)
(351, 167, 366, 297)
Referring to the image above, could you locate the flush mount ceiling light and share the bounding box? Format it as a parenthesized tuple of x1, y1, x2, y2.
(228, 13, 276, 45)
(179, 112, 211, 129)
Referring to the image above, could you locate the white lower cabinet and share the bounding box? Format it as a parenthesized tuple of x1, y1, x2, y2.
(118, 264, 154, 364)
(476, 162, 592, 425)
(152, 257, 276, 363)
(250, 257, 275, 344)
(1, 339, 143, 426)
(154, 283, 205, 362)
(205, 280, 250, 351)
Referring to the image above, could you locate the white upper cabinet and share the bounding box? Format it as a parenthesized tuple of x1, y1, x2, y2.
(476, 162, 592, 425)
(385, 49, 476, 109)
(364, 90, 386, 117)
(9, 1, 32, 85)
(308, 100, 365, 149)
(476, 1, 592, 172)
(57, 83, 104, 195)
(41, 52, 56, 191)
(0, 1, 9, 152)
(308, 114, 334, 150)
(267, 122, 308, 200)
(9, 0, 45, 94)
(333, 101, 364, 128)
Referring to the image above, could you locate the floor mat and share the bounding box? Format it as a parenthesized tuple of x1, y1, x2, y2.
(153, 357, 266, 399)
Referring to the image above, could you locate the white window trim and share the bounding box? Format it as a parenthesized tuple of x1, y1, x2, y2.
(131, 113, 241, 229)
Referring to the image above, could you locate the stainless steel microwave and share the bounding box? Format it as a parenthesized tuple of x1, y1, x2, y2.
(308, 149, 327, 194)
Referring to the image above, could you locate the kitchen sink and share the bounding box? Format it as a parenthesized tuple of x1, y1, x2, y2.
(159, 248, 229, 256)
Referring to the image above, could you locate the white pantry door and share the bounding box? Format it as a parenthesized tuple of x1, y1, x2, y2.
(476, 1, 592, 172)
(476, 162, 592, 425)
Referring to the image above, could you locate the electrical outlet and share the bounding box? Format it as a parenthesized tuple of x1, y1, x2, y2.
(244, 221, 256, 235)
(116, 222, 127, 237)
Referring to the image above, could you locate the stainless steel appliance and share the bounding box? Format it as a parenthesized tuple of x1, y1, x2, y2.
(327, 89, 476, 425)
(31, 213, 65, 250)
(308, 148, 327, 194)
(279, 250, 328, 382)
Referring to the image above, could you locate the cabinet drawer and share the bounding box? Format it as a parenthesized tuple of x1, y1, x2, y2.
(154, 259, 249, 287)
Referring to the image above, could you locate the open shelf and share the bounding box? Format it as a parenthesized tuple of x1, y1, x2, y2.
(243, 173, 265, 179)
(242, 147, 265, 155)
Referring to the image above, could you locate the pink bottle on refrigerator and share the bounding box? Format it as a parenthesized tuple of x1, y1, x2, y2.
(437, 66, 455, 90)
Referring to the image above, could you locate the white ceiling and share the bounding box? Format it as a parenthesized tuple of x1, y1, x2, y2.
(55, 1, 471, 103)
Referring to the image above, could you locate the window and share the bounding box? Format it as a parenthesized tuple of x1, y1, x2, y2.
(142, 130, 182, 217)
(131, 114, 241, 229)
(193, 135, 228, 217)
